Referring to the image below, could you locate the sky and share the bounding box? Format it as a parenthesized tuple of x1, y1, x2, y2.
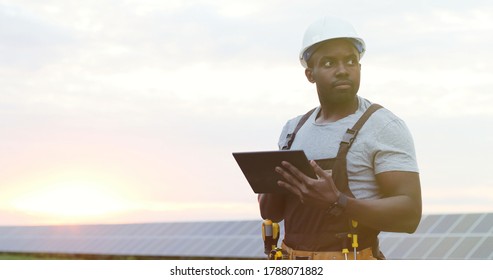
(0, 0, 492, 226)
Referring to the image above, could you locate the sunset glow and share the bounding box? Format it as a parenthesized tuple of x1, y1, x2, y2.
(9, 180, 130, 222)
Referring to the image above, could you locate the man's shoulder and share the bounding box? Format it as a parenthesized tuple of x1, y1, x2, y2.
(284, 107, 318, 128)
(358, 97, 403, 125)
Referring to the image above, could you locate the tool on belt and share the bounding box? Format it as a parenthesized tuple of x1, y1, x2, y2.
(262, 219, 283, 260)
(335, 219, 359, 260)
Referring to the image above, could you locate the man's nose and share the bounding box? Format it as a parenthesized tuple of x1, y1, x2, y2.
(335, 62, 349, 76)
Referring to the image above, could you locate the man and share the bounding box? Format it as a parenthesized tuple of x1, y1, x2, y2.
(258, 17, 422, 260)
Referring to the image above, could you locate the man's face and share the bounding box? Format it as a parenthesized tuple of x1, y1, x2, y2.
(305, 39, 361, 106)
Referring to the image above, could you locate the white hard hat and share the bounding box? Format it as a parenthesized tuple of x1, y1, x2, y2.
(299, 17, 365, 68)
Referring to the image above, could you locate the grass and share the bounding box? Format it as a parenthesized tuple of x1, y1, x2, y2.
(0, 252, 255, 260)
(0, 252, 143, 260)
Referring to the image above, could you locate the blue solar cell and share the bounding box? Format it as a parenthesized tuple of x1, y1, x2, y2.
(473, 213, 493, 233)
(450, 213, 483, 233)
(405, 237, 441, 260)
(448, 237, 483, 259)
(427, 237, 461, 260)
(469, 237, 493, 259)
(430, 214, 462, 234)
(386, 236, 420, 259)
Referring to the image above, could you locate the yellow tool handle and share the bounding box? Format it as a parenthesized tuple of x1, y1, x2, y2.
(262, 219, 273, 241)
(351, 220, 359, 260)
(351, 220, 358, 248)
(272, 221, 280, 239)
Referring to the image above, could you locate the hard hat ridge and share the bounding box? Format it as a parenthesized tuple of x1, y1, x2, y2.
(299, 17, 365, 68)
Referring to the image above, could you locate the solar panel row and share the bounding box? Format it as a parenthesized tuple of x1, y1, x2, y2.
(0, 213, 491, 259)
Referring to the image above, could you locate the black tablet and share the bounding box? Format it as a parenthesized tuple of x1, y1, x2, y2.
(232, 150, 316, 193)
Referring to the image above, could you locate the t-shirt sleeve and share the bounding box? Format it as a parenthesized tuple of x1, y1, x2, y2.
(373, 118, 419, 174)
(277, 122, 290, 150)
(277, 116, 303, 150)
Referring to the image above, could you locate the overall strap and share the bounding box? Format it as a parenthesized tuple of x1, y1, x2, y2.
(282, 107, 316, 150)
(337, 103, 383, 158)
(332, 103, 383, 257)
(282, 104, 382, 151)
(333, 103, 383, 199)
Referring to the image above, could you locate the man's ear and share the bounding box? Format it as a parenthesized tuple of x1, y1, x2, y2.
(305, 68, 315, 83)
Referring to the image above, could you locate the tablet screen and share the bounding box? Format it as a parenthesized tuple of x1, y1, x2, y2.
(233, 150, 316, 193)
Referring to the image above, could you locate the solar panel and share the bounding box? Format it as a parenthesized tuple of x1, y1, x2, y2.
(451, 214, 476, 233)
(473, 214, 493, 233)
(426, 236, 461, 259)
(470, 237, 493, 259)
(447, 236, 483, 259)
(0, 213, 491, 260)
(431, 214, 461, 234)
(405, 236, 440, 259)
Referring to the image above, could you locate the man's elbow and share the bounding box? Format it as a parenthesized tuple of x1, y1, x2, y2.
(404, 209, 422, 234)
(260, 211, 284, 223)
(259, 203, 284, 223)
(258, 194, 284, 223)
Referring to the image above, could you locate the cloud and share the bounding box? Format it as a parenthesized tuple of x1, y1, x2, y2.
(0, 3, 75, 69)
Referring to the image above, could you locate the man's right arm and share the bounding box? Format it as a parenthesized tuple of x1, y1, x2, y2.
(258, 193, 285, 223)
(259, 118, 294, 222)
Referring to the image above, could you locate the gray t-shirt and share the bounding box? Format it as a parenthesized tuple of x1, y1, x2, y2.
(278, 96, 419, 200)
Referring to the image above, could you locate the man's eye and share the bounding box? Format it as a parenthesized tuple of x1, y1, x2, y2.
(347, 58, 357, 65)
(323, 61, 333, 67)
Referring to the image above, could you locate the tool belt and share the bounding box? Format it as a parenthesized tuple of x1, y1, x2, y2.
(281, 242, 376, 260)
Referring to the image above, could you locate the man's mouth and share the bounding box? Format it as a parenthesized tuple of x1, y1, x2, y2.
(333, 80, 353, 90)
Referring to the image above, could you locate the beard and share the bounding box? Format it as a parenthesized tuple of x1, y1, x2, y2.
(316, 85, 359, 107)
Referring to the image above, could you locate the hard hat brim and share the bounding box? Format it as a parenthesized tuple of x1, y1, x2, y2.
(299, 37, 365, 68)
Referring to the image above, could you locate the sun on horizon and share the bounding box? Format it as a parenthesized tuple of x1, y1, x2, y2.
(8, 179, 134, 224)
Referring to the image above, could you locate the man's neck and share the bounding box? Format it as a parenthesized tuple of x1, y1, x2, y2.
(316, 97, 359, 124)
